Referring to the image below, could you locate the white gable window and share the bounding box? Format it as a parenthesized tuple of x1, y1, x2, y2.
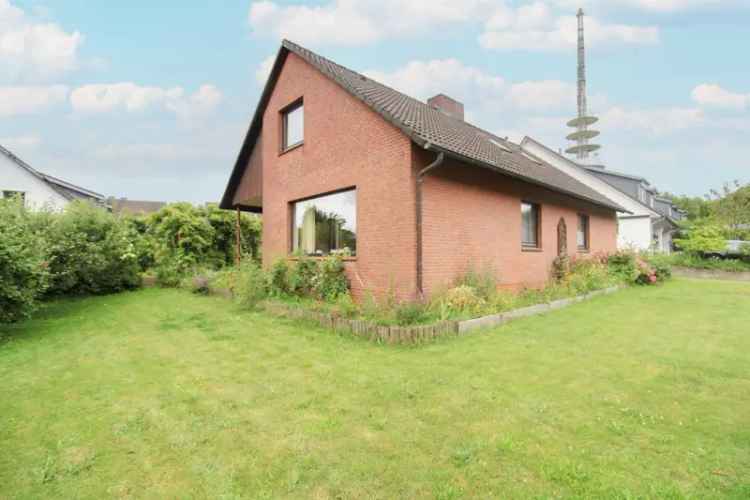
(281, 99, 304, 151)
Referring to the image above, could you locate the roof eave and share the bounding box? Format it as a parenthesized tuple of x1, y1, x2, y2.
(219, 45, 289, 210)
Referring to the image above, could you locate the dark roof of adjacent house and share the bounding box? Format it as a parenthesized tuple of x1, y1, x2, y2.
(581, 164, 649, 184)
(221, 40, 625, 213)
(1, 143, 105, 203)
(109, 198, 166, 216)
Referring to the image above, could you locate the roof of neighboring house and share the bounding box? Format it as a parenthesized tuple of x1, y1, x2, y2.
(580, 164, 649, 184)
(1, 143, 105, 203)
(109, 198, 166, 216)
(221, 40, 625, 213)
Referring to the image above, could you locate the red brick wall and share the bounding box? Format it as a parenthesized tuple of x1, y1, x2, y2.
(259, 52, 418, 300)
(242, 51, 618, 301)
(416, 149, 618, 295)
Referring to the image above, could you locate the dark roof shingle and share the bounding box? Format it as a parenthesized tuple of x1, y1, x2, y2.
(221, 40, 624, 212)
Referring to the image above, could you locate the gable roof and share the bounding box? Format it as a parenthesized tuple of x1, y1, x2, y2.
(221, 40, 624, 213)
(1, 144, 105, 203)
(109, 198, 166, 216)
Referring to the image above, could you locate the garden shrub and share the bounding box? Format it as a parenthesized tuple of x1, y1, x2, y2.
(148, 203, 216, 274)
(441, 285, 485, 315)
(268, 259, 291, 297)
(394, 300, 431, 326)
(45, 202, 140, 295)
(313, 255, 349, 301)
(674, 223, 727, 255)
(564, 257, 613, 294)
(454, 265, 497, 301)
(234, 260, 268, 309)
(606, 250, 639, 284)
(288, 258, 317, 296)
(0, 199, 49, 322)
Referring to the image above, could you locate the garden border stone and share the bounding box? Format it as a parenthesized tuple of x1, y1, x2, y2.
(224, 285, 623, 344)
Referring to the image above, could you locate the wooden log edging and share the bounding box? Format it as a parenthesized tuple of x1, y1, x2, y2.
(256, 285, 623, 344)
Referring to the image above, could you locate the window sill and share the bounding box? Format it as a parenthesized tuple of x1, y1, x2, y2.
(521, 246, 543, 253)
(577, 248, 590, 253)
(279, 141, 304, 156)
(287, 255, 357, 262)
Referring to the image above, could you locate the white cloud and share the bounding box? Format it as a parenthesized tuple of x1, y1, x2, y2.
(0, 84, 67, 116)
(552, 0, 732, 12)
(365, 58, 575, 118)
(0, 134, 41, 150)
(599, 106, 704, 135)
(70, 83, 223, 120)
(248, 0, 494, 46)
(691, 83, 749, 110)
(0, 0, 83, 81)
(91, 142, 222, 162)
(247, 0, 660, 51)
(480, 4, 659, 51)
(255, 55, 275, 86)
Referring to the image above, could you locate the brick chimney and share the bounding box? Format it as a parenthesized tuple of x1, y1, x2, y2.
(427, 94, 464, 121)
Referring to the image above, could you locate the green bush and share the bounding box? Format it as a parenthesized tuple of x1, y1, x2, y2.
(288, 258, 317, 296)
(313, 255, 349, 301)
(268, 259, 290, 297)
(564, 257, 613, 294)
(45, 202, 140, 295)
(606, 250, 639, 284)
(0, 199, 49, 322)
(394, 301, 431, 326)
(234, 260, 268, 309)
(454, 265, 497, 301)
(674, 223, 727, 255)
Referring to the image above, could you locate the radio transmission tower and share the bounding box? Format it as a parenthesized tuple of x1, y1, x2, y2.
(565, 8, 600, 161)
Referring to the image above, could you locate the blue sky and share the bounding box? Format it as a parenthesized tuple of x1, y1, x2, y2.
(2, 0, 748, 202)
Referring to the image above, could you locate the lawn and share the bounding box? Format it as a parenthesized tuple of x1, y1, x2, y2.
(1, 279, 749, 499)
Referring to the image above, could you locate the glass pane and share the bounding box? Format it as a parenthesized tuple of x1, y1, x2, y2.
(292, 190, 356, 256)
(521, 203, 537, 246)
(284, 104, 304, 148)
(577, 215, 588, 248)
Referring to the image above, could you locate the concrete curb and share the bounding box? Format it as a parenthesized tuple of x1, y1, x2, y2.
(456, 285, 622, 335)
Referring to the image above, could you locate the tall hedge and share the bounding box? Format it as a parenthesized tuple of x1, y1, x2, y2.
(0, 198, 49, 322)
(45, 202, 141, 295)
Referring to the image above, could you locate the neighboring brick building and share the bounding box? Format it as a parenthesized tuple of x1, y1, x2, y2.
(220, 40, 624, 300)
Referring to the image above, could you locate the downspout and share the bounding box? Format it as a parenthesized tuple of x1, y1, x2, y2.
(416, 148, 445, 299)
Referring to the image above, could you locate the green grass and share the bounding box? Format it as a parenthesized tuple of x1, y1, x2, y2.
(1, 279, 749, 499)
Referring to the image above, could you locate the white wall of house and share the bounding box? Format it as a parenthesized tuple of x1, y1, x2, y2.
(618, 216, 653, 251)
(521, 137, 666, 253)
(0, 154, 68, 210)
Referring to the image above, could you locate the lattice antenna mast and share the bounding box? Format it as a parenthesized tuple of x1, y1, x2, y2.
(566, 8, 600, 161)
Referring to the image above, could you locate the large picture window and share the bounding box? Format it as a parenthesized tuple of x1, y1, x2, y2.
(281, 100, 304, 150)
(521, 201, 540, 248)
(292, 189, 356, 256)
(577, 214, 590, 251)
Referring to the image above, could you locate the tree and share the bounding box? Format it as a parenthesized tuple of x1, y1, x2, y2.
(710, 181, 750, 239)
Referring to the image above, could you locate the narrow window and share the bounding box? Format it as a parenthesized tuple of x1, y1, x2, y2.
(521, 201, 540, 249)
(577, 214, 590, 251)
(292, 189, 356, 256)
(281, 100, 304, 151)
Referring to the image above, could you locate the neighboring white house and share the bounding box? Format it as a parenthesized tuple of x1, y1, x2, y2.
(1, 144, 105, 211)
(521, 136, 679, 253)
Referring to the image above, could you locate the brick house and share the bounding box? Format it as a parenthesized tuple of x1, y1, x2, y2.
(220, 40, 624, 300)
